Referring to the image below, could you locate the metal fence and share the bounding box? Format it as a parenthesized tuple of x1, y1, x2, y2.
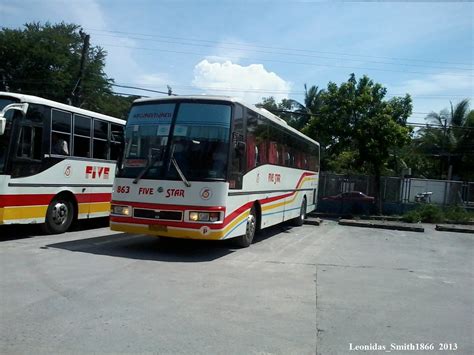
(317, 173, 474, 213)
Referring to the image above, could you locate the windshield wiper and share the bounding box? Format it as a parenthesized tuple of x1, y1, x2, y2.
(133, 155, 161, 184)
(171, 156, 191, 187)
(167, 143, 191, 187)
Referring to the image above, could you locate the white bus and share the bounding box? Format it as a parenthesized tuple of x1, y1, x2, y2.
(0, 92, 125, 233)
(110, 96, 319, 247)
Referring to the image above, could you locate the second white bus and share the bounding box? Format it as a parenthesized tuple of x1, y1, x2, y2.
(110, 96, 319, 247)
(0, 92, 125, 233)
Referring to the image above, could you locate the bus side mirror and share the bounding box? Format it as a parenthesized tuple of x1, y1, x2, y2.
(0, 103, 29, 135)
(0, 116, 5, 135)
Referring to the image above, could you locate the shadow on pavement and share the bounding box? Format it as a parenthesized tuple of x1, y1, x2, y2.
(44, 223, 293, 263)
(0, 217, 110, 242)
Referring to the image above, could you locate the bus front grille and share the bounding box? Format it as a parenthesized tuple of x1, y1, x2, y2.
(133, 208, 183, 221)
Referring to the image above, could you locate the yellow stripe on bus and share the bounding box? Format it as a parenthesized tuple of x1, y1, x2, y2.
(262, 177, 316, 212)
(78, 202, 111, 214)
(0, 202, 111, 223)
(0, 205, 48, 221)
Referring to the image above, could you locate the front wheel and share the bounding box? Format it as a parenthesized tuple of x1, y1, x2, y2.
(234, 206, 257, 248)
(292, 198, 307, 226)
(42, 196, 75, 234)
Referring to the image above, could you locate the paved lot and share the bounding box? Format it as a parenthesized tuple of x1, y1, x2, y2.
(1, 219, 473, 354)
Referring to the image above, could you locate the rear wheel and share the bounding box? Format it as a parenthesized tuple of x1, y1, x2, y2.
(292, 198, 307, 226)
(42, 196, 75, 234)
(235, 206, 257, 248)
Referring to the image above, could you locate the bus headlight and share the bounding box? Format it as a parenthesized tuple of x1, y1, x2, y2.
(111, 205, 131, 216)
(189, 211, 220, 222)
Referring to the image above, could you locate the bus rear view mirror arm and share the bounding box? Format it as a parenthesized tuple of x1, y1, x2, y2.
(234, 141, 246, 156)
(0, 103, 29, 135)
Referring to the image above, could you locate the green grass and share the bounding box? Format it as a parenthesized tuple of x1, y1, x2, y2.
(402, 204, 473, 224)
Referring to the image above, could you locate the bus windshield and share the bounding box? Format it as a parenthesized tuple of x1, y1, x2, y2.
(120, 102, 231, 181)
(0, 97, 19, 173)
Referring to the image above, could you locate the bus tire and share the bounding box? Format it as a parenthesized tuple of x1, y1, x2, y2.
(292, 197, 307, 227)
(42, 195, 75, 234)
(235, 205, 257, 248)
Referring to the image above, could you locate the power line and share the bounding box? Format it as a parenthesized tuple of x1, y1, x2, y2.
(86, 28, 473, 67)
(6, 78, 472, 101)
(112, 83, 177, 96)
(88, 32, 472, 72)
(97, 42, 474, 79)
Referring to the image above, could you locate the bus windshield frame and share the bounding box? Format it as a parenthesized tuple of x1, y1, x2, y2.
(118, 100, 232, 182)
(0, 96, 21, 174)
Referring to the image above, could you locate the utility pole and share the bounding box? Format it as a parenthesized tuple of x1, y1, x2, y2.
(167, 85, 173, 96)
(71, 29, 90, 107)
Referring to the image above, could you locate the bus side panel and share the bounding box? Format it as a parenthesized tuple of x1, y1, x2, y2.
(226, 166, 319, 237)
(0, 159, 115, 225)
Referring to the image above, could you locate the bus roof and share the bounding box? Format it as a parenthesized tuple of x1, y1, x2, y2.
(0, 91, 125, 125)
(133, 95, 320, 147)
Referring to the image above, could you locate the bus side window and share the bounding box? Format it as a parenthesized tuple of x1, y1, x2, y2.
(73, 114, 91, 158)
(93, 120, 109, 160)
(229, 105, 245, 189)
(110, 124, 124, 160)
(17, 126, 43, 160)
(51, 109, 71, 156)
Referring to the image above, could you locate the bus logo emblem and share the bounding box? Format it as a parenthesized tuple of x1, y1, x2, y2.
(200, 226, 210, 236)
(200, 188, 212, 200)
(157, 187, 164, 193)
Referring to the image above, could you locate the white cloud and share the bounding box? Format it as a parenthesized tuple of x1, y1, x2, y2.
(204, 38, 255, 64)
(388, 72, 474, 124)
(391, 72, 473, 97)
(192, 60, 291, 104)
(137, 73, 171, 88)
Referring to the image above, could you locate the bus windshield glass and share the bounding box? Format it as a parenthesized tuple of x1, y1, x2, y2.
(120, 102, 231, 181)
(0, 97, 19, 173)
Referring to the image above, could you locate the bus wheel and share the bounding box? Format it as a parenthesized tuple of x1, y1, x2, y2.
(235, 206, 257, 248)
(42, 196, 75, 234)
(292, 198, 307, 227)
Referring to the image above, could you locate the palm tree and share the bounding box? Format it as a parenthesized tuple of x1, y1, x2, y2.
(417, 99, 474, 180)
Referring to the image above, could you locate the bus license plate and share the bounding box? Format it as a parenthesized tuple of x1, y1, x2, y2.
(149, 224, 168, 232)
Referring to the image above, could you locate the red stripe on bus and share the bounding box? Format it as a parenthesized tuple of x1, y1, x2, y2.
(111, 171, 316, 228)
(0, 193, 112, 207)
(76, 193, 112, 203)
(109, 216, 226, 229)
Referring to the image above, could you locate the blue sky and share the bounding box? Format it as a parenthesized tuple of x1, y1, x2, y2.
(1, 1, 473, 124)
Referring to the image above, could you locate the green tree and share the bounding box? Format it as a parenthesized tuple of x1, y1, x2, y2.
(257, 96, 305, 128)
(257, 85, 325, 131)
(0, 22, 132, 119)
(305, 74, 412, 213)
(416, 99, 474, 180)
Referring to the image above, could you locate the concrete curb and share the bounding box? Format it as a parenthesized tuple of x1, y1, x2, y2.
(339, 219, 424, 233)
(304, 217, 321, 226)
(435, 224, 474, 234)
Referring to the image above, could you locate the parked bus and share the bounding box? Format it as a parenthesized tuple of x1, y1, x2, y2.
(0, 92, 125, 233)
(110, 96, 319, 247)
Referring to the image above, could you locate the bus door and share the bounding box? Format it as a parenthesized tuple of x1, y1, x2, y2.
(11, 104, 46, 179)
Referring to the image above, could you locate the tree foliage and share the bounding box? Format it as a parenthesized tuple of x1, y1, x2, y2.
(0, 22, 134, 119)
(258, 74, 413, 212)
(416, 99, 474, 180)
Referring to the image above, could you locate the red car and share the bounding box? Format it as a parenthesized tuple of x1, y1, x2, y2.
(322, 191, 375, 203)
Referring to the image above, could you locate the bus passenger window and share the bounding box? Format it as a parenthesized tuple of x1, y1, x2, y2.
(93, 120, 109, 159)
(51, 109, 71, 156)
(110, 124, 124, 160)
(17, 126, 43, 160)
(73, 115, 91, 158)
